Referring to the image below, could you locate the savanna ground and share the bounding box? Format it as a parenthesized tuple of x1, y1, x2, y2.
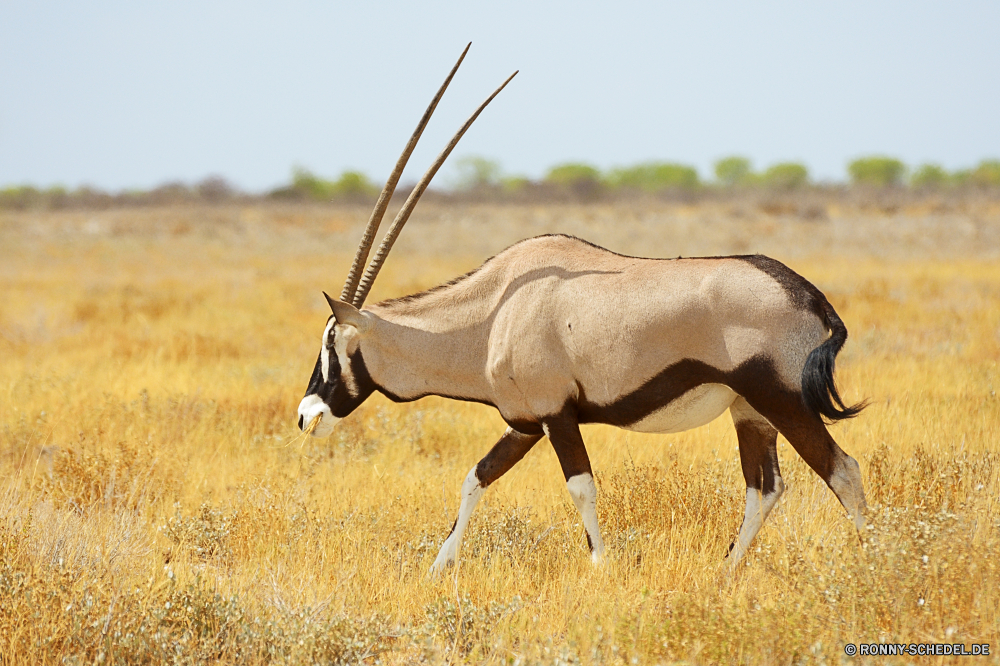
(1, 200, 998, 664)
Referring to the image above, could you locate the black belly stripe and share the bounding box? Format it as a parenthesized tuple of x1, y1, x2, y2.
(577, 355, 793, 428)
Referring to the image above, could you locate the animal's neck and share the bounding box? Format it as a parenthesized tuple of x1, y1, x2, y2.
(360, 299, 494, 404)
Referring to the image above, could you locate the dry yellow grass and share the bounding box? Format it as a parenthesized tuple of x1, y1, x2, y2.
(1, 202, 998, 664)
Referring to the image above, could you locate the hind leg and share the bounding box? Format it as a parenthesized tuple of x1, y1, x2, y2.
(745, 393, 868, 531)
(728, 397, 785, 568)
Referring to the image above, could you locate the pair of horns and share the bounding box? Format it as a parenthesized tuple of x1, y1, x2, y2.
(339, 43, 517, 308)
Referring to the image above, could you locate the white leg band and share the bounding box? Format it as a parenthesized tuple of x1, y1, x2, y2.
(729, 478, 784, 568)
(566, 473, 605, 562)
(430, 467, 484, 573)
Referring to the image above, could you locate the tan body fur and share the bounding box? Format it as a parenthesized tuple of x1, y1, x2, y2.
(362, 235, 823, 428)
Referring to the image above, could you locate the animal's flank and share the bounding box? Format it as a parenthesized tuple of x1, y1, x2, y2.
(732, 253, 866, 422)
(735, 254, 828, 318)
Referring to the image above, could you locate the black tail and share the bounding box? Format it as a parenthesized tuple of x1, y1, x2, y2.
(801, 298, 867, 422)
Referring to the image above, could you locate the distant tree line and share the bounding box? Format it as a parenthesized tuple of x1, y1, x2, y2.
(516, 156, 1000, 193)
(2, 156, 999, 210)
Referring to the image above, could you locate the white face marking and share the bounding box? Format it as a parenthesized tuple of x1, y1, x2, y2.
(430, 466, 486, 573)
(320, 319, 336, 384)
(297, 394, 339, 438)
(319, 319, 361, 398)
(566, 473, 605, 563)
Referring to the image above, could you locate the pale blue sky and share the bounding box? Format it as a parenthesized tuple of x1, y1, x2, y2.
(1, 1, 998, 191)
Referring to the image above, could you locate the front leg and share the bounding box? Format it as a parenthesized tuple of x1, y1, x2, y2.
(543, 411, 606, 563)
(430, 427, 542, 573)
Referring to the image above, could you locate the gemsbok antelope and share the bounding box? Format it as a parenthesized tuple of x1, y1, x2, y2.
(297, 45, 869, 573)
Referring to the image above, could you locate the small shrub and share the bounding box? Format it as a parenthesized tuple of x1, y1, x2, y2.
(544, 162, 604, 200)
(761, 162, 809, 190)
(289, 167, 335, 200)
(274, 168, 377, 202)
(848, 155, 907, 187)
(330, 170, 378, 199)
(714, 156, 753, 186)
(608, 162, 700, 191)
(451, 155, 502, 191)
(420, 595, 522, 658)
(910, 163, 949, 188)
(36, 440, 164, 512)
(970, 159, 1000, 187)
(0, 185, 72, 210)
(162, 503, 236, 560)
(500, 175, 531, 193)
(0, 185, 42, 210)
(545, 162, 602, 186)
(195, 175, 234, 202)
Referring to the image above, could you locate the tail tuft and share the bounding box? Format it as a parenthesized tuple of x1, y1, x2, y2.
(802, 300, 868, 422)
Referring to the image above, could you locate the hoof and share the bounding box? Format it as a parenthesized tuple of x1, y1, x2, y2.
(429, 544, 457, 575)
(428, 559, 454, 576)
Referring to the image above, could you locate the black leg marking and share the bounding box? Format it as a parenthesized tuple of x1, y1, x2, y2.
(727, 397, 786, 565)
(739, 389, 868, 529)
(543, 406, 605, 560)
(543, 406, 593, 481)
(475, 429, 544, 486)
(736, 420, 780, 496)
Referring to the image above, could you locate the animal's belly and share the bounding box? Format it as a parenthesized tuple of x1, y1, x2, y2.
(623, 383, 737, 434)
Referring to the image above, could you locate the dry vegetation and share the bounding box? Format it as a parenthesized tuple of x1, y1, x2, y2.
(1, 200, 998, 664)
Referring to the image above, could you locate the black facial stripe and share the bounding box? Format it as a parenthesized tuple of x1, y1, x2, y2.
(302, 340, 376, 421)
(304, 352, 324, 397)
(304, 349, 342, 408)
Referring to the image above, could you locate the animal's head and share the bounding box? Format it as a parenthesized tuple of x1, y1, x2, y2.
(297, 296, 374, 438)
(297, 43, 515, 437)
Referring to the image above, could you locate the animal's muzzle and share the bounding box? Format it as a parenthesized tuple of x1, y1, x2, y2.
(297, 394, 339, 437)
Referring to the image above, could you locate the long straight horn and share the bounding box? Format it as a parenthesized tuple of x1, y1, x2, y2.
(339, 42, 472, 303)
(352, 70, 518, 307)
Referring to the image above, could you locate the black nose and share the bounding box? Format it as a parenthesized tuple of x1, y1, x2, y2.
(298, 415, 304, 430)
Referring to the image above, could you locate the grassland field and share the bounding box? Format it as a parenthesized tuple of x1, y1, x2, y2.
(1, 200, 998, 664)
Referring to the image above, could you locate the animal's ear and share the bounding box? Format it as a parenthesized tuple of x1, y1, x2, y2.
(323, 292, 371, 333)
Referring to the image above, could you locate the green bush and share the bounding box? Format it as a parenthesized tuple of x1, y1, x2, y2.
(500, 175, 531, 193)
(848, 156, 907, 187)
(970, 159, 1000, 187)
(281, 168, 377, 201)
(289, 167, 334, 200)
(910, 164, 949, 188)
(0, 186, 42, 210)
(0, 185, 75, 210)
(714, 156, 753, 186)
(607, 162, 700, 191)
(544, 163, 602, 186)
(761, 162, 809, 189)
(452, 156, 502, 190)
(330, 171, 377, 198)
